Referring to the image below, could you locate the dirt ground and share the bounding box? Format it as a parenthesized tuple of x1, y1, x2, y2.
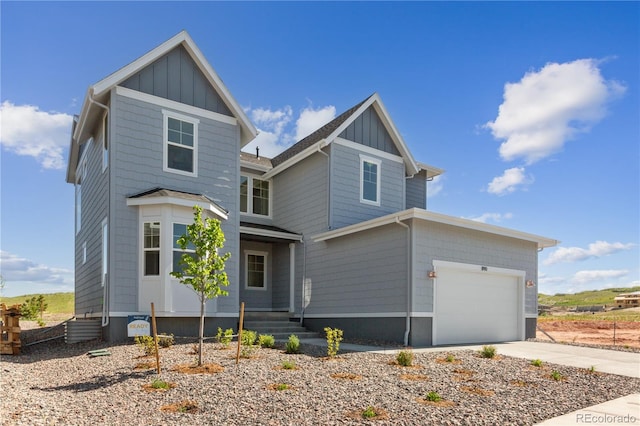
(537, 319, 640, 348)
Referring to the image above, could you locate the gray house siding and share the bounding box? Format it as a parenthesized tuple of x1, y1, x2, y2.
(121, 45, 232, 117)
(405, 175, 426, 209)
(330, 142, 404, 229)
(411, 219, 538, 315)
(304, 223, 408, 315)
(109, 90, 240, 315)
(271, 243, 291, 311)
(74, 111, 109, 318)
(338, 105, 400, 156)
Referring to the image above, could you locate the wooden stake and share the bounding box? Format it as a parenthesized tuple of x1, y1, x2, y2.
(235, 302, 245, 365)
(151, 303, 161, 374)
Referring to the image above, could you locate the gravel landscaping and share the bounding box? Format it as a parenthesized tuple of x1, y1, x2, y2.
(1, 338, 639, 426)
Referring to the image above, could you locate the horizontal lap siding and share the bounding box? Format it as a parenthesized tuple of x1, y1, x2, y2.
(412, 219, 538, 314)
(111, 93, 240, 314)
(405, 176, 426, 209)
(305, 224, 408, 315)
(331, 143, 404, 228)
(75, 113, 109, 317)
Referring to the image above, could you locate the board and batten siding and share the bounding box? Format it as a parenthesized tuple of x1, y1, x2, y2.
(411, 219, 539, 315)
(304, 223, 408, 315)
(110, 91, 240, 314)
(75, 111, 109, 317)
(330, 142, 404, 229)
(338, 105, 400, 156)
(121, 45, 232, 117)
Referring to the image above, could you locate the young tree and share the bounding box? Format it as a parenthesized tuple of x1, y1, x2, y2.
(171, 205, 231, 366)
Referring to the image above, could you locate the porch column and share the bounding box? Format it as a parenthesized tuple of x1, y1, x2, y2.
(289, 243, 295, 313)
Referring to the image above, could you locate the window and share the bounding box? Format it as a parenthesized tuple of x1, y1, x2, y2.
(102, 112, 109, 172)
(143, 222, 160, 276)
(245, 251, 267, 290)
(172, 223, 196, 274)
(163, 111, 198, 176)
(240, 175, 270, 216)
(82, 242, 87, 264)
(75, 157, 87, 234)
(360, 156, 381, 205)
(102, 219, 108, 286)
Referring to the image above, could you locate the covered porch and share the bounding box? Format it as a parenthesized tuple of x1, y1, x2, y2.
(239, 222, 302, 313)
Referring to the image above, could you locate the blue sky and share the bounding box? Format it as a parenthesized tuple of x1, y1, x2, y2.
(1, 2, 638, 297)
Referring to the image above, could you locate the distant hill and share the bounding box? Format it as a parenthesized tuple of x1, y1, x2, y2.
(539, 286, 640, 307)
(0, 292, 74, 314)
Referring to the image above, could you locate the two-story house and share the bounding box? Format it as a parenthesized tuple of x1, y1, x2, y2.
(66, 31, 557, 345)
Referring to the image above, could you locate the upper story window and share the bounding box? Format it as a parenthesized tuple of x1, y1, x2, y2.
(240, 175, 270, 216)
(163, 110, 198, 177)
(75, 151, 88, 234)
(360, 155, 381, 206)
(102, 112, 109, 172)
(143, 222, 161, 276)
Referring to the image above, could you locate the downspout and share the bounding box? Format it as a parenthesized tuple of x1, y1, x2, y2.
(88, 89, 111, 327)
(300, 237, 307, 324)
(395, 217, 411, 346)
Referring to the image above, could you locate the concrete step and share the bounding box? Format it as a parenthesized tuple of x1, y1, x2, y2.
(271, 331, 321, 340)
(243, 312, 290, 320)
(243, 320, 304, 328)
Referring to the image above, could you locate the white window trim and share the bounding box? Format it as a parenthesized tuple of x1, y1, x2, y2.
(102, 112, 109, 172)
(244, 250, 268, 291)
(162, 110, 199, 177)
(240, 174, 272, 218)
(101, 218, 108, 287)
(75, 153, 88, 235)
(359, 155, 381, 206)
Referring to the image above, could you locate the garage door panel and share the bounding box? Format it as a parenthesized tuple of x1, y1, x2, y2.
(435, 267, 521, 345)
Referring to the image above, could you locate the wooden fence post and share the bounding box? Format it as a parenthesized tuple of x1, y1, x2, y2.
(236, 302, 245, 365)
(151, 303, 161, 374)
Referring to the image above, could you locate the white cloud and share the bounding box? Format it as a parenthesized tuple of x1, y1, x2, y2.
(544, 241, 635, 265)
(487, 167, 533, 195)
(0, 250, 73, 296)
(485, 59, 626, 164)
(242, 103, 336, 158)
(468, 212, 513, 224)
(0, 101, 73, 169)
(427, 175, 444, 198)
(570, 269, 628, 284)
(295, 105, 336, 141)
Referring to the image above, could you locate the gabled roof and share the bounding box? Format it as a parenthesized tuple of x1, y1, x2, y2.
(126, 187, 228, 220)
(240, 151, 273, 172)
(67, 30, 257, 183)
(263, 93, 421, 179)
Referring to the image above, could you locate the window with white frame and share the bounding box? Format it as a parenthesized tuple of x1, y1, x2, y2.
(82, 242, 87, 264)
(172, 223, 196, 274)
(102, 112, 109, 172)
(163, 111, 198, 176)
(360, 156, 381, 205)
(245, 251, 267, 289)
(75, 156, 87, 234)
(143, 222, 161, 276)
(102, 219, 108, 286)
(240, 175, 270, 216)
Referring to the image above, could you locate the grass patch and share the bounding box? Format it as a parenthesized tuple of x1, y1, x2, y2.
(538, 286, 640, 307)
(0, 292, 74, 314)
(143, 379, 176, 392)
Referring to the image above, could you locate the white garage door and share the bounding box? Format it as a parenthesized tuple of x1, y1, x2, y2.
(434, 263, 523, 346)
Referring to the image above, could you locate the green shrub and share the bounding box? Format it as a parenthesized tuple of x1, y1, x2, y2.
(135, 335, 156, 356)
(241, 329, 257, 346)
(281, 359, 296, 370)
(258, 334, 275, 348)
(275, 383, 290, 391)
(445, 354, 456, 363)
(285, 334, 301, 354)
(216, 327, 234, 346)
(20, 295, 48, 320)
(151, 379, 171, 390)
(324, 327, 344, 358)
(550, 370, 563, 381)
(158, 334, 174, 348)
(425, 391, 442, 402)
(396, 349, 414, 367)
(531, 359, 543, 367)
(362, 406, 377, 419)
(479, 345, 497, 359)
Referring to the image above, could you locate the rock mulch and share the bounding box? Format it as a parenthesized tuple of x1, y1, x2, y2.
(1, 339, 639, 425)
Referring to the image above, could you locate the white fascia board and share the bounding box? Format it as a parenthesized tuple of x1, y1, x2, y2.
(334, 137, 404, 164)
(240, 159, 271, 173)
(369, 94, 420, 175)
(126, 196, 228, 220)
(262, 139, 328, 179)
(416, 162, 445, 179)
(239, 226, 302, 242)
(312, 207, 559, 249)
